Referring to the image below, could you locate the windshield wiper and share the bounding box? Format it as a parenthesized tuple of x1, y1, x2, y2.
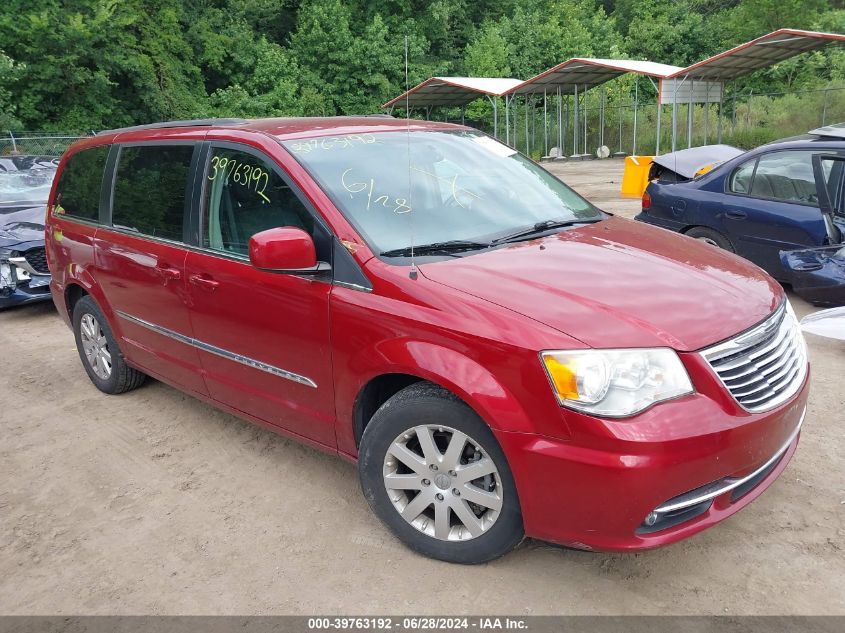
(380, 240, 491, 258)
(491, 218, 601, 244)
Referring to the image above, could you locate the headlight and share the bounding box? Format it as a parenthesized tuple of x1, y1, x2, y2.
(540, 348, 694, 417)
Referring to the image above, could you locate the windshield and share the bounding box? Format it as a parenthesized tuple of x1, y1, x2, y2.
(0, 168, 56, 203)
(283, 130, 601, 254)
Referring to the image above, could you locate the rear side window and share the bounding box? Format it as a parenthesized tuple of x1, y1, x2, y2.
(112, 145, 194, 241)
(54, 145, 109, 221)
(729, 159, 756, 194)
(749, 151, 818, 205)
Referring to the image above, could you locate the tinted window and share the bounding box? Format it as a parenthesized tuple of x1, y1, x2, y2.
(203, 147, 314, 256)
(54, 146, 109, 220)
(112, 145, 194, 240)
(729, 159, 756, 194)
(750, 151, 818, 205)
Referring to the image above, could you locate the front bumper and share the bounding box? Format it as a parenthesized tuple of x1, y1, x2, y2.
(0, 260, 52, 308)
(495, 373, 809, 552)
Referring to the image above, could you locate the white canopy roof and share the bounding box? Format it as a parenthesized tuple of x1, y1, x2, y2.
(670, 29, 845, 81)
(509, 58, 683, 95)
(383, 77, 523, 109)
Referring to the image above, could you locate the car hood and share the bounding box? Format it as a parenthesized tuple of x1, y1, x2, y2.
(419, 217, 783, 351)
(0, 202, 46, 246)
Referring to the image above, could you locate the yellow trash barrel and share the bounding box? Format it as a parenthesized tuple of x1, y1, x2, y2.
(620, 155, 654, 198)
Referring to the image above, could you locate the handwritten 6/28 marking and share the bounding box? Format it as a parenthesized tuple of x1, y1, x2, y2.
(342, 168, 411, 214)
(208, 156, 270, 203)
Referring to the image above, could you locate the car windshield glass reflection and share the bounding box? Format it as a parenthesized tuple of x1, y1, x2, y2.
(283, 130, 602, 255)
(0, 169, 56, 203)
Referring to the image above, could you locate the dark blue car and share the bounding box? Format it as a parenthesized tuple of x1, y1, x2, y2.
(0, 155, 58, 309)
(635, 126, 845, 296)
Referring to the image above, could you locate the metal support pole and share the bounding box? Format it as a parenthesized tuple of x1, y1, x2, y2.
(543, 89, 548, 157)
(633, 77, 639, 156)
(8, 131, 17, 154)
(557, 86, 563, 157)
(583, 86, 588, 155)
(461, 106, 465, 126)
(822, 88, 829, 126)
(687, 80, 694, 149)
(572, 85, 579, 158)
(493, 98, 498, 139)
(505, 96, 510, 146)
(717, 89, 723, 144)
(599, 86, 605, 149)
(524, 95, 530, 156)
(703, 97, 708, 145)
(655, 102, 661, 155)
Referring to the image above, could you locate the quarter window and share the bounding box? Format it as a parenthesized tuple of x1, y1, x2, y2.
(112, 145, 195, 241)
(749, 151, 818, 205)
(54, 145, 109, 221)
(729, 159, 756, 194)
(202, 147, 314, 256)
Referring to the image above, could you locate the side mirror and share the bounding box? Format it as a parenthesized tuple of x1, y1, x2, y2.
(248, 227, 328, 274)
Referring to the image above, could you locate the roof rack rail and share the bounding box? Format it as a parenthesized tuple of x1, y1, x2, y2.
(97, 118, 250, 136)
(358, 113, 395, 118)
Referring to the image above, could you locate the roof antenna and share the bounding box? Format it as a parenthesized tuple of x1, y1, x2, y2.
(405, 35, 418, 280)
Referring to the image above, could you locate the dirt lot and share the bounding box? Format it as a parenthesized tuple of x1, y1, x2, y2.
(1, 159, 844, 615)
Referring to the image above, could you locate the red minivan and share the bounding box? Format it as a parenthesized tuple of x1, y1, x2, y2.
(46, 117, 809, 563)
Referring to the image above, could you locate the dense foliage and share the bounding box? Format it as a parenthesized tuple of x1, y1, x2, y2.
(0, 0, 844, 131)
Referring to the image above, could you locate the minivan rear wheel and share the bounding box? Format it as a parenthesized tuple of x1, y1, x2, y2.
(358, 382, 523, 563)
(73, 296, 146, 394)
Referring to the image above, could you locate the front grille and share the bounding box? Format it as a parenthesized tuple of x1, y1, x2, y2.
(701, 302, 807, 413)
(23, 247, 49, 274)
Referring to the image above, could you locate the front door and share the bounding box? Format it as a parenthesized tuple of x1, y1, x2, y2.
(185, 142, 336, 447)
(723, 150, 830, 275)
(94, 143, 208, 396)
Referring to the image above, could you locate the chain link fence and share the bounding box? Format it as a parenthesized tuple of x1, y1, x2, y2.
(0, 131, 92, 157)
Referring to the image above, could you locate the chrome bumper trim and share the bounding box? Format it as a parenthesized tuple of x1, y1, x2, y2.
(115, 310, 317, 389)
(654, 407, 805, 514)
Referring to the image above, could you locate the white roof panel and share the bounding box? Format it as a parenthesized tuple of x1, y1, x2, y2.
(671, 29, 845, 81)
(509, 58, 683, 94)
(383, 76, 523, 109)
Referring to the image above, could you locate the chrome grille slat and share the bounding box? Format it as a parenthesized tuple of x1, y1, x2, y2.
(700, 302, 808, 413)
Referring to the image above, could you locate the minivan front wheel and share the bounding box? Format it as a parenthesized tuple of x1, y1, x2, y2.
(73, 296, 146, 394)
(358, 383, 523, 563)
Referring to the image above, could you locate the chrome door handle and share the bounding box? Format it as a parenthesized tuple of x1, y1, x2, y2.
(156, 264, 182, 285)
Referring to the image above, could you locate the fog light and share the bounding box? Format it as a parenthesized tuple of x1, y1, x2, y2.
(644, 511, 659, 527)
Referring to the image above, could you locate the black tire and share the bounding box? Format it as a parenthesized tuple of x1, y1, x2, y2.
(358, 382, 523, 564)
(685, 226, 734, 252)
(72, 295, 146, 394)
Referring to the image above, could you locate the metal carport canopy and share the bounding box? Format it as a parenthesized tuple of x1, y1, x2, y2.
(382, 77, 523, 109)
(508, 58, 683, 94)
(668, 29, 845, 81)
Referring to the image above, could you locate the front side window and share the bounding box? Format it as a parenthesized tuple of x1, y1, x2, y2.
(729, 159, 756, 194)
(749, 151, 818, 205)
(54, 146, 109, 220)
(283, 130, 601, 255)
(202, 147, 315, 257)
(112, 145, 194, 240)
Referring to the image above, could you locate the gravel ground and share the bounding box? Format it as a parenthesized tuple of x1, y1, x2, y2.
(1, 159, 843, 615)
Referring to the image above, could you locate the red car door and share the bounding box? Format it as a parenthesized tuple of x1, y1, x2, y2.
(94, 143, 208, 396)
(184, 141, 336, 448)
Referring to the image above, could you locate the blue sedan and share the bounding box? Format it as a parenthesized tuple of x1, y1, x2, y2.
(635, 126, 845, 283)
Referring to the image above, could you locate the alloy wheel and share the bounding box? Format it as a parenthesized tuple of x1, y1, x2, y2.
(80, 313, 112, 380)
(382, 424, 503, 541)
